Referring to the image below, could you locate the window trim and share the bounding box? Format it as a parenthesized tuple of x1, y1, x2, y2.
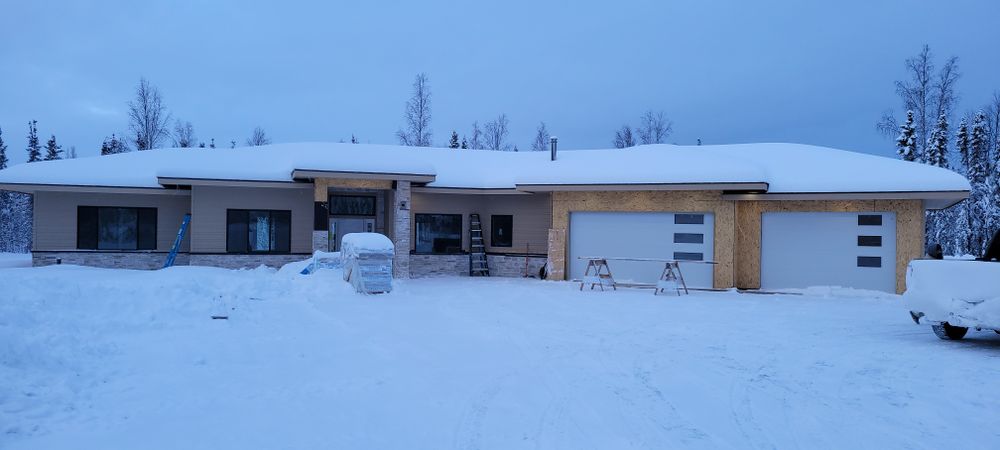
(413, 213, 464, 254)
(225, 209, 292, 254)
(77, 206, 157, 251)
(490, 214, 513, 248)
(328, 194, 377, 217)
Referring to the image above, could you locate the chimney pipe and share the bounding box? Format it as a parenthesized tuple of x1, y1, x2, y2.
(550, 136, 558, 161)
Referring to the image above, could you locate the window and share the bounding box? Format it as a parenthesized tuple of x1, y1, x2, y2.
(858, 215, 883, 226)
(415, 214, 462, 253)
(77, 206, 157, 250)
(857, 235, 882, 247)
(673, 233, 704, 244)
(329, 195, 376, 216)
(491, 215, 513, 247)
(674, 214, 705, 225)
(226, 209, 291, 253)
(857, 256, 882, 268)
(674, 252, 704, 261)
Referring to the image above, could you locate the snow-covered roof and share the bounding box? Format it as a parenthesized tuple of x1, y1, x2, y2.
(0, 142, 970, 201)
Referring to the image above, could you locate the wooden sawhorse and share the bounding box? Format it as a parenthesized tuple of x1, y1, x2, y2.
(579, 258, 616, 291)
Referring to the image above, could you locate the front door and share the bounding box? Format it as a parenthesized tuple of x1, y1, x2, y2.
(329, 217, 375, 252)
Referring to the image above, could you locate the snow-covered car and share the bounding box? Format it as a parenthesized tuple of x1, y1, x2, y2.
(904, 234, 1000, 340)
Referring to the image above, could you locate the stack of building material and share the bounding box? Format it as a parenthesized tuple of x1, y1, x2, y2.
(341, 233, 394, 294)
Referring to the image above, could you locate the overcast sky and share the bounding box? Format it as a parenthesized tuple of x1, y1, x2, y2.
(2, 0, 999, 162)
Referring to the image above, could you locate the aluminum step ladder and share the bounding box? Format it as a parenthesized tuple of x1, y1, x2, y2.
(163, 213, 191, 268)
(469, 213, 490, 276)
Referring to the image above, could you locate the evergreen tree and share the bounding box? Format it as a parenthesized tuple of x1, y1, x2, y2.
(43, 135, 62, 161)
(209, 138, 216, 149)
(26, 120, 41, 163)
(448, 131, 460, 149)
(351, 134, 359, 144)
(100, 134, 129, 156)
(0, 126, 8, 170)
(198, 142, 206, 148)
(924, 114, 949, 168)
(955, 117, 970, 172)
(969, 111, 990, 184)
(969, 111, 994, 253)
(895, 110, 917, 161)
(460, 137, 468, 149)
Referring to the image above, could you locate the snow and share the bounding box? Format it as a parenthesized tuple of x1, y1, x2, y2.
(3, 264, 999, 449)
(904, 259, 1000, 329)
(0, 252, 31, 268)
(0, 142, 970, 196)
(340, 232, 394, 258)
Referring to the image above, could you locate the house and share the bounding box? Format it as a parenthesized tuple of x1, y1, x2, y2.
(0, 142, 970, 293)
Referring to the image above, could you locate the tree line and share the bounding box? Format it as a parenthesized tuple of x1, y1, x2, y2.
(878, 45, 1000, 256)
(394, 72, 674, 152)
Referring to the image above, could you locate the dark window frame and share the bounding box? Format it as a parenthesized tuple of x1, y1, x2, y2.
(225, 209, 292, 254)
(414, 213, 464, 254)
(673, 232, 704, 244)
(858, 214, 883, 226)
(328, 194, 377, 217)
(857, 256, 882, 268)
(674, 251, 704, 261)
(674, 213, 705, 225)
(857, 235, 883, 247)
(490, 215, 513, 248)
(77, 206, 157, 251)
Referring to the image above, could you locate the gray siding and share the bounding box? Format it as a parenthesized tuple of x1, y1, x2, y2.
(190, 185, 313, 254)
(32, 191, 191, 252)
(409, 192, 551, 254)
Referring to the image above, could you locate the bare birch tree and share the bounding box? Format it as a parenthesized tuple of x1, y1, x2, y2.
(613, 125, 637, 148)
(173, 120, 196, 148)
(127, 77, 171, 150)
(531, 122, 550, 152)
(483, 114, 511, 151)
(396, 73, 432, 147)
(637, 110, 672, 145)
(246, 126, 271, 146)
(468, 121, 483, 149)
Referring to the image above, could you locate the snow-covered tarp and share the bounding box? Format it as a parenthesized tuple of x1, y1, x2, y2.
(341, 233, 393, 294)
(0, 142, 971, 196)
(904, 259, 1000, 329)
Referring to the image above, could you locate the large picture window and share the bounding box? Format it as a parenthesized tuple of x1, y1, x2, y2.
(329, 195, 376, 216)
(491, 215, 513, 247)
(77, 206, 157, 250)
(415, 214, 462, 253)
(227, 209, 291, 253)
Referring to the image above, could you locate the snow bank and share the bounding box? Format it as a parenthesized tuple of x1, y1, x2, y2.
(904, 259, 1000, 329)
(0, 141, 970, 196)
(0, 253, 31, 268)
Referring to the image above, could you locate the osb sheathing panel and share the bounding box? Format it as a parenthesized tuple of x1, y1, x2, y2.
(734, 199, 924, 294)
(549, 190, 735, 289)
(313, 178, 394, 201)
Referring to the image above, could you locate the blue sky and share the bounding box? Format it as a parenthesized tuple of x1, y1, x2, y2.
(2, 0, 999, 162)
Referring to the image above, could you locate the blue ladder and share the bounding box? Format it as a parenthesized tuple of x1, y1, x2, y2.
(163, 214, 191, 268)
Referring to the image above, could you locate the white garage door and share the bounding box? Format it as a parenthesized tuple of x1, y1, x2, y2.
(761, 212, 896, 292)
(568, 212, 715, 288)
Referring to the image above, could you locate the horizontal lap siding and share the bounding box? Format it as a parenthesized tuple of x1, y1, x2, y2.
(32, 191, 191, 252)
(190, 186, 313, 254)
(409, 192, 552, 254)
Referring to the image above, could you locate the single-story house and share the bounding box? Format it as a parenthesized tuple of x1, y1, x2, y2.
(0, 142, 970, 293)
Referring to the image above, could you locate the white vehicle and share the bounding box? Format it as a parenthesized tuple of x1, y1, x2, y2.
(904, 234, 1000, 340)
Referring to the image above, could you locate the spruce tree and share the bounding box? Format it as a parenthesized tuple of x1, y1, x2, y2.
(461, 137, 468, 149)
(209, 138, 216, 149)
(955, 117, 970, 172)
(449, 131, 460, 149)
(0, 126, 8, 170)
(924, 114, 949, 168)
(26, 120, 41, 163)
(351, 135, 359, 144)
(895, 110, 917, 161)
(43, 135, 62, 161)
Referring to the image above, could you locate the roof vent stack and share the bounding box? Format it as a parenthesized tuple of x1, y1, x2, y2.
(550, 136, 558, 161)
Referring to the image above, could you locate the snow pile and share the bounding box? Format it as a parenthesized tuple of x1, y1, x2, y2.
(341, 233, 394, 293)
(0, 141, 970, 196)
(3, 264, 1000, 448)
(904, 259, 1000, 329)
(0, 253, 31, 269)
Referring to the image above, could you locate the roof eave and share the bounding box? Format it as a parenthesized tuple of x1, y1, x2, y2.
(514, 182, 769, 193)
(291, 169, 435, 183)
(721, 190, 970, 209)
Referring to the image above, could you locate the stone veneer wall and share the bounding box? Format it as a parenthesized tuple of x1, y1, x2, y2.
(312, 231, 328, 253)
(408, 253, 548, 278)
(547, 190, 736, 289)
(393, 181, 411, 278)
(188, 254, 311, 269)
(32, 252, 186, 270)
(487, 254, 548, 278)
(734, 199, 924, 294)
(409, 254, 468, 277)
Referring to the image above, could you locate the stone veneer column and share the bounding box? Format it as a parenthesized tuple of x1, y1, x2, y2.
(547, 228, 566, 280)
(393, 180, 411, 278)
